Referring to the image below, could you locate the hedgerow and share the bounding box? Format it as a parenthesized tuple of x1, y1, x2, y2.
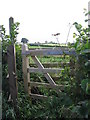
(1, 12, 90, 119)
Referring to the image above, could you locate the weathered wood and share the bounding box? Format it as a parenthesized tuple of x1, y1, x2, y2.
(39, 76, 61, 81)
(8, 17, 20, 119)
(30, 82, 65, 90)
(28, 67, 64, 73)
(7, 45, 17, 102)
(22, 48, 76, 56)
(31, 56, 56, 86)
(22, 43, 30, 94)
(9, 17, 14, 34)
(30, 62, 70, 68)
(30, 93, 47, 99)
(30, 82, 50, 88)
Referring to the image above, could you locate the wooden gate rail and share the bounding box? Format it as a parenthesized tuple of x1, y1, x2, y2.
(27, 68, 64, 74)
(21, 38, 76, 99)
(30, 82, 66, 91)
(22, 47, 76, 56)
(30, 62, 70, 68)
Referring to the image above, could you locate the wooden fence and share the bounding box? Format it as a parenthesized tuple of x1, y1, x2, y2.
(21, 38, 76, 99)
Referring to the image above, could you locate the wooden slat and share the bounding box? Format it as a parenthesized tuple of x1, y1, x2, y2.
(30, 82, 65, 90)
(30, 93, 47, 99)
(31, 74, 75, 82)
(30, 62, 70, 68)
(43, 76, 61, 81)
(22, 48, 76, 56)
(30, 82, 50, 87)
(31, 56, 56, 86)
(28, 67, 64, 74)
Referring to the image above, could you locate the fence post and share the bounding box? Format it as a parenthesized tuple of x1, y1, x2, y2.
(7, 17, 17, 104)
(7, 45, 17, 101)
(7, 17, 20, 119)
(21, 38, 31, 94)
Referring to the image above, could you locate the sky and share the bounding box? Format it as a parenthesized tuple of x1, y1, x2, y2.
(0, 0, 90, 43)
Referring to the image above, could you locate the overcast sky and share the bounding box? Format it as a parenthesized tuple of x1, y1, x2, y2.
(0, 0, 89, 43)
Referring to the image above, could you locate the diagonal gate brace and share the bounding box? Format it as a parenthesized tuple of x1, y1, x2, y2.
(31, 56, 56, 87)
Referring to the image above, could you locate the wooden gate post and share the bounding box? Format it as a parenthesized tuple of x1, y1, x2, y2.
(7, 17, 20, 119)
(7, 45, 17, 102)
(7, 17, 17, 104)
(21, 38, 31, 94)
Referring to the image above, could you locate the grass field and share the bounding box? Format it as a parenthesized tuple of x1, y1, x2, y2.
(28, 43, 67, 49)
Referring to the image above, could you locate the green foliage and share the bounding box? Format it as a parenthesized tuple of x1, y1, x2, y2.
(15, 44, 23, 81)
(2, 13, 90, 119)
(2, 22, 20, 119)
(10, 22, 20, 43)
(81, 79, 88, 92)
(68, 13, 90, 118)
(72, 19, 90, 96)
(2, 92, 16, 120)
(72, 10, 90, 53)
(1, 23, 20, 53)
(73, 22, 89, 53)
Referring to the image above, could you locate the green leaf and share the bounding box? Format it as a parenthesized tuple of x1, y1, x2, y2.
(73, 33, 76, 38)
(81, 79, 88, 92)
(86, 83, 90, 95)
(85, 11, 90, 16)
(85, 19, 88, 22)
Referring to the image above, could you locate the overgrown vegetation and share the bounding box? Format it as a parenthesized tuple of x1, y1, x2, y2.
(1, 11, 90, 119)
